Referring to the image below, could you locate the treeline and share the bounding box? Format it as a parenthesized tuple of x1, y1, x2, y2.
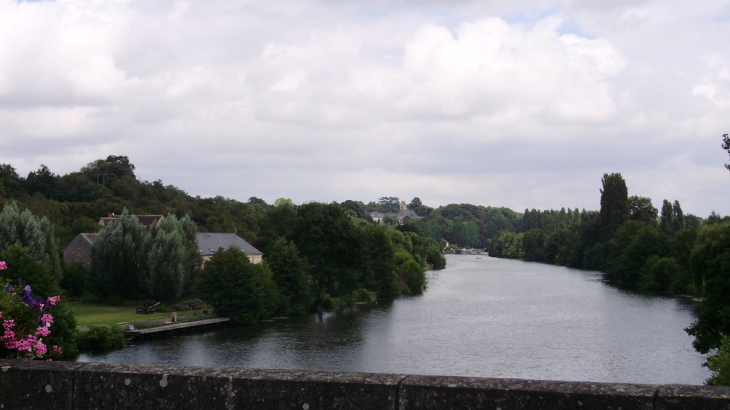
(489, 173, 703, 295)
(200, 202, 445, 322)
(0, 156, 446, 320)
(340, 197, 521, 249)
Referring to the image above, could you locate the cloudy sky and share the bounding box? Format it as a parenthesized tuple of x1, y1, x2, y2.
(1, 0, 729, 216)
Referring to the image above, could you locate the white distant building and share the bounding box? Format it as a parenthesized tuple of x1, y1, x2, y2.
(369, 210, 421, 224)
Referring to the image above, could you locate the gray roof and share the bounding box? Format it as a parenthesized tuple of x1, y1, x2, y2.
(196, 233, 262, 256)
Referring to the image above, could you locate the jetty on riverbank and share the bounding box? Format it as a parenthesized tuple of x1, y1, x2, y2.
(124, 317, 231, 342)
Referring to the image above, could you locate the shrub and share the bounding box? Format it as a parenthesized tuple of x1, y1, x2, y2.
(76, 325, 125, 353)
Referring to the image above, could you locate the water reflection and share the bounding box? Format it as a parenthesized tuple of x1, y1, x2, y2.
(78, 255, 710, 385)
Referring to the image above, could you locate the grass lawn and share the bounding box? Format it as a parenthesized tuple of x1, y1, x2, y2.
(70, 302, 171, 327)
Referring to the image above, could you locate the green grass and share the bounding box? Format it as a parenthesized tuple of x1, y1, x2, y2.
(70, 302, 171, 327)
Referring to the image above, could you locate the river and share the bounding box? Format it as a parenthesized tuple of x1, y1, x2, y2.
(77, 254, 710, 385)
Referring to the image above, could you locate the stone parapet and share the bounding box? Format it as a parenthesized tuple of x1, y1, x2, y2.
(0, 360, 728, 409)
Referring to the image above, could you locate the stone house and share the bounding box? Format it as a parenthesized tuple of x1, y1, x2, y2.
(61, 233, 98, 268)
(196, 233, 263, 265)
(369, 210, 421, 225)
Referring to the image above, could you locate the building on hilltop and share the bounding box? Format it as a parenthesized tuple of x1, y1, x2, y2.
(369, 210, 421, 225)
(196, 233, 263, 265)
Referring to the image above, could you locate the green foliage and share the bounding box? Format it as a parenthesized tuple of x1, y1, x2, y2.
(76, 325, 125, 353)
(707, 334, 730, 386)
(606, 223, 669, 287)
(90, 208, 147, 300)
(46, 301, 79, 359)
(722, 134, 730, 171)
(394, 251, 426, 294)
(0, 157, 448, 314)
(488, 231, 524, 259)
(264, 238, 314, 315)
(1, 244, 61, 298)
(60, 262, 88, 296)
(600, 173, 629, 240)
(362, 226, 399, 299)
(198, 246, 279, 324)
(686, 220, 730, 353)
(0, 203, 61, 280)
(629, 196, 658, 224)
(289, 203, 363, 298)
(145, 214, 191, 302)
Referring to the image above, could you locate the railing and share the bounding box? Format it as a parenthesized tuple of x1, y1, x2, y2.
(0, 360, 728, 409)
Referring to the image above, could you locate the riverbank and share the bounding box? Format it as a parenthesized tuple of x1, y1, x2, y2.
(124, 317, 232, 342)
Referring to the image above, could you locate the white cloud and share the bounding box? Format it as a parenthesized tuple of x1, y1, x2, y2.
(0, 0, 728, 217)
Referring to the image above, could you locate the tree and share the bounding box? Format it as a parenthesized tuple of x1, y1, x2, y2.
(0, 203, 61, 281)
(0, 164, 25, 198)
(1, 244, 61, 298)
(179, 215, 202, 296)
(90, 208, 147, 300)
(264, 238, 314, 315)
(274, 198, 294, 208)
(628, 196, 658, 224)
(198, 246, 279, 324)
(686, 220, 730, 353)
(378, 197, 400, 213)
(288, 203, 363, 299)
(599, 173, 629, 241)
(723, 134, 730, 172)
(408, 197, 432, 217)
(361, 226, 399, 299)
(706, 334, 730, 386)
(673, 200, 684, 234)
(145, 215, 186, 302)
(660, 200, 675, 237)
(26, 165, 61, 200)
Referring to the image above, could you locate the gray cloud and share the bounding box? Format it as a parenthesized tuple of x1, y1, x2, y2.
(0, 0, 728, 217)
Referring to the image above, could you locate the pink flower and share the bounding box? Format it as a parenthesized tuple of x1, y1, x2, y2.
(35, 326, 50, 337)
(52, 345, 62, 355)
(47, 296, 60, 306)
(35, 342, 47, 356)
(3, 319, 15, 329)
(0, 311, 3, 318)
(41, 314, 53, 325)
(0, 261, 6, 271)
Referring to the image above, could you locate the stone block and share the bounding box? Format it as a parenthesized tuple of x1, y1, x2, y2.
(655, 384, 730, 410)
(228, 368, 406, 410)
(399, 375, 657, 410)
(0, 359, 86, 410)
(73, 362, 236, 410)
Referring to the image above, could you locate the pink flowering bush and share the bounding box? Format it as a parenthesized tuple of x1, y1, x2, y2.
(0, 263, 63, 360)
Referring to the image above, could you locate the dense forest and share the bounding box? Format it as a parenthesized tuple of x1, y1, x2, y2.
(0, 156, 447, 321)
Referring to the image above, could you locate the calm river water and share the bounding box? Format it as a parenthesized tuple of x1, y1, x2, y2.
(78, 254, 710, 384)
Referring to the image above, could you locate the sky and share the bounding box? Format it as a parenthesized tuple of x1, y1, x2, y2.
(0, 0, 729, 217)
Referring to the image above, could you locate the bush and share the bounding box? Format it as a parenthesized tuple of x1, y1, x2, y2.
(76, 325, 125, 353)
(707, 334, 730, 386)
(60, 262, 88, 297)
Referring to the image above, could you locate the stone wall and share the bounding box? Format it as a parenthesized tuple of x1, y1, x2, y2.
(1, 360, 729, 409)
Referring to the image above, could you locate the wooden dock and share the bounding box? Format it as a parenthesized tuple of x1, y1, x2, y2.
(124, 318, 232, 342)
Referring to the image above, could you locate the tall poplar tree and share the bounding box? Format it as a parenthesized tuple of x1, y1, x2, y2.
(660, 200, 675, 237)
(599, 173, 629, 241)
(91, 208, 147, 300)
(145, 215, 186, 302)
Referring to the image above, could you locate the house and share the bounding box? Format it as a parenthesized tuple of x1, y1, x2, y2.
(99, 213, 163, 230)
(369, 209, 421, 225)
(62, 233, 98, 268)
(196, 233, 263, 265)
